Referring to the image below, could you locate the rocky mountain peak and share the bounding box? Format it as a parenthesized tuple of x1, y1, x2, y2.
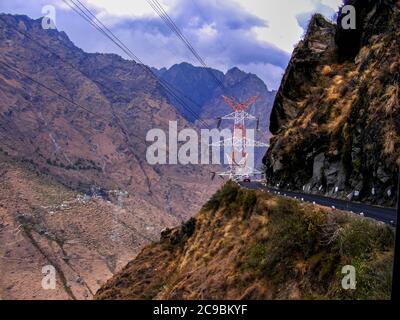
(2, 14, 76, 50)
(269, 14, 335, 135)
(224, 66, 249, 87)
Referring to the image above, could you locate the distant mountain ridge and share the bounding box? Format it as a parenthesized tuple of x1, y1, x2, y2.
(154, 62, 224, 121)
(154, 63, 276, 133)
(155, 63, 276, 167)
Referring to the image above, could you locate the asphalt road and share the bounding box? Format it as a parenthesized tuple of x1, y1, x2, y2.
(239, 181, 397, 226)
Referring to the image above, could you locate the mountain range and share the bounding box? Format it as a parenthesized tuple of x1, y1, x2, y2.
(0, 13, 274, 299)
(155, 62, 275, 132)
(95, 0, 399, 300)
(1, 0, 398, 301)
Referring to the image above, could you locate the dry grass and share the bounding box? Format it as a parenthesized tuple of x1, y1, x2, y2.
(383, 85, 399, 115)
(324, 96, 355, 133)
(383, 124, 397, 155)
(95, 182, 395, 300)
(321, 65, 333, 76)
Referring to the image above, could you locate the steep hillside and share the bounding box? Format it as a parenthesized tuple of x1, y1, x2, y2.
(95, 182, 394, 300)
(264, 0, 400, 206)
(0, 151, 147, 300)
(0, 14, 221, 299)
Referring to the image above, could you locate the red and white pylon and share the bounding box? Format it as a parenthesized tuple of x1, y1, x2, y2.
(212, 96, 269, 179)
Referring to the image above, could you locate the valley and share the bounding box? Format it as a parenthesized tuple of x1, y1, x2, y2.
(95, 0, 400, 300)
(0, 13, 224, 299)
(1, 0, 399, 301)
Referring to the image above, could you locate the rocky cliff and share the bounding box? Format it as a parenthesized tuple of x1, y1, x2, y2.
(265, 0, 400, 206)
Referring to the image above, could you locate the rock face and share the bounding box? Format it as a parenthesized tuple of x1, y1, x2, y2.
(95, 182, 394, 300)
(0, 14, 221, 299)
(264, 1, 400, 206)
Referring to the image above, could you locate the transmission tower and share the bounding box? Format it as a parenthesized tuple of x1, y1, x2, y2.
(212, 96, 269, 179)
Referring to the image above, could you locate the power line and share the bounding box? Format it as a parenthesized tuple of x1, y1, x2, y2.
(62, 0, 211, 128)
(0, 16, 224, 166)
(148, 0, 220, 80)
(147, 0, 207, 67)
(0, 60, 108, 122)
(143, 2, 270, 154)
(148, 0, 273, 152)
(65, 0, 210, 127)
(0, 16, 192, 129)
(146, 0, 227, 90)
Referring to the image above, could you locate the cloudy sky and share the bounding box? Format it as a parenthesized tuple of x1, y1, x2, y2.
(0, 0, 343, 89)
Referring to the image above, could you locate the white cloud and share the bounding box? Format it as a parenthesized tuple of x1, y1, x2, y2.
(232, 0, 342, 53)
(53, 0, 341, 54)
(197, 23, 218, 39)
(320, 0, 343, 10)
(233, 0, 314, 52)
(82, 0, 157, 17)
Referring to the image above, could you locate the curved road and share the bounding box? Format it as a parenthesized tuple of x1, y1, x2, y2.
(240, 181, 397, 226)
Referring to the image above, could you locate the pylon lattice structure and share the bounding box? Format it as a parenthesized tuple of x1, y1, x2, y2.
(211, 95, 269, 179)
